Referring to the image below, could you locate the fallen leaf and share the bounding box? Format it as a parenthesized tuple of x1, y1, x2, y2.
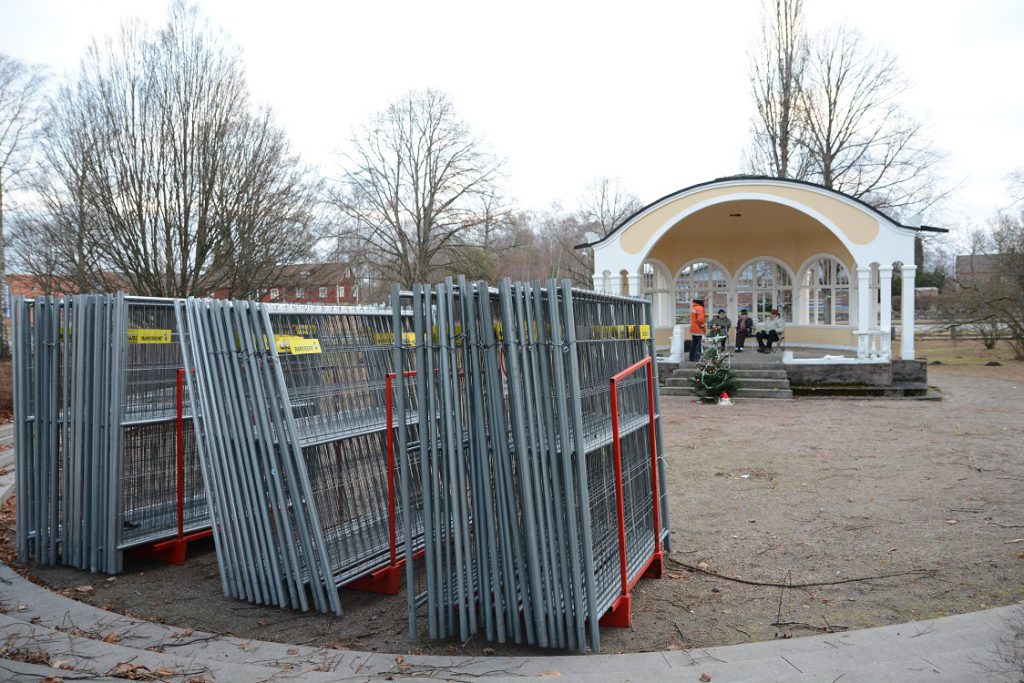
(539, 672, 561, 677)
(156, 669, 174, 677)
(286, 647, 299, 655)
(697, 561, 710, 571)
(482, 646, 495, 655)
(700, 674, 712, 682)
(946, 519, 958, 525)
(667, 640, 688, 650)
(102, 631, 122, 643)
(75, 585, 94, 594)
(239, 640, 250, 652)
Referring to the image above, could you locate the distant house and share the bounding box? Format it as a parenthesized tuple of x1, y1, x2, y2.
(6, 274, 73, 300)
(954, 254, 1001, 286)
(250, 263, 359, 306)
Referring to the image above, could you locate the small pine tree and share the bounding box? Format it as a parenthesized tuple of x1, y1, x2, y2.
(691, 335, 740, 403)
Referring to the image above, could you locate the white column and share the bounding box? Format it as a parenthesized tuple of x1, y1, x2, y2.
(592, 273, 602, 292)
(868, 263, 879, 330)
(901, 264, 917, 360)
(879, 265, 893, 360)
(726, 279, 738, 345)
(627, 273, 641, 297)
(856, 266, 871, 359)
(795, 285, 809, 325)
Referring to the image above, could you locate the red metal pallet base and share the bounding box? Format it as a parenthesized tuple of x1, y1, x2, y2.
(129, 529, 213, 566)
(344, 563, 402, 595)
(598, 550, 664, 628)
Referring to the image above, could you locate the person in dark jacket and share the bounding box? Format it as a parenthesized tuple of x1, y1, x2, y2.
(734, 309, 754, 353)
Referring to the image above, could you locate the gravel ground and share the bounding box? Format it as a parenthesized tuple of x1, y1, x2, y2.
(7, 359, 1024, 656)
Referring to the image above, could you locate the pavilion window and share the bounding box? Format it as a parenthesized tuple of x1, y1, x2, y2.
(803, 256, 850, 325)
(736, 260, 793, 323)
(675, 261, 728, 324)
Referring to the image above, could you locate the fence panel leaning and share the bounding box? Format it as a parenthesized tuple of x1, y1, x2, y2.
(392, 278, 669, 653)
(175, 298, 423, 614)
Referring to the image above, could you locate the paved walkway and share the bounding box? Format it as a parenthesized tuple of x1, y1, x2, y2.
(0, 561, 1019, 681)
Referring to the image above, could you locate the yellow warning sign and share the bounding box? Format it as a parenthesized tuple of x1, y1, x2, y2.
(128, 328, 172, 344)
(275, 335, 322, 355)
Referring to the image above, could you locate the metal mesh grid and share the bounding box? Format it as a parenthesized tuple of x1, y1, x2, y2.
(120, 419, 206, 547)
(394, 278, 669, 653)
(177, 297, 424, 615)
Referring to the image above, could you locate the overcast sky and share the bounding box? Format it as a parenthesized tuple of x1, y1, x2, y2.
(1, 0, 1021, 231)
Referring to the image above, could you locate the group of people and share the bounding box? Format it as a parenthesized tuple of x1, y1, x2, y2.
(687, 298, 784, 361)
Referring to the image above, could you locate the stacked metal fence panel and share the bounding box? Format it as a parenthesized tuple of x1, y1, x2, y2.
(120, 298, 207, 549)
(176, 298, 423, 614)
(13, 295, 129, 573)
(13, 294, 211, 573)
(392, 278, 668, 653)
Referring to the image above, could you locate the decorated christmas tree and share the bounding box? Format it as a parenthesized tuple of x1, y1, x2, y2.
(691, 334, 740, 403)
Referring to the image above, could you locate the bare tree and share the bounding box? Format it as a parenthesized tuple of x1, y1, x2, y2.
(746, 0, 810, 179)
(577, 177, 642, 237)
(0, 53, 48, 356)
(334, 89, 504, 288)
(1009, 167, 1024, 207)
(798, 26, 946, 218)
(12, 3, 319, 299)
(746, 12, 947, 219)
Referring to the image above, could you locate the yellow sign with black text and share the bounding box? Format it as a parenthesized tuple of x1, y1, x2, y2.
(127, 328, 172, 344)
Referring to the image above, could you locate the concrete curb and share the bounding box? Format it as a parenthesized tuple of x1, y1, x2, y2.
(1, 562, 1021, 681)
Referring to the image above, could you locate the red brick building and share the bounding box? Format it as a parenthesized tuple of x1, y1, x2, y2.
(5, 262, 359, 314)
(250, 263, 359, 305)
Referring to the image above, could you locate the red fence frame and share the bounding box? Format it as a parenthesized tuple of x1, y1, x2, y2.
(598, 355, 664, 628)
(130, 368, 212, 565)
(344, 370, 420, 594)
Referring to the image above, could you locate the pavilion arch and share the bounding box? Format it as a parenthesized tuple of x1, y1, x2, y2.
(578, 177, 946, 360)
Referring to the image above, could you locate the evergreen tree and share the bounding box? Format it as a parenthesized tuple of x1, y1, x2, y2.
(691, 336, 740, 402)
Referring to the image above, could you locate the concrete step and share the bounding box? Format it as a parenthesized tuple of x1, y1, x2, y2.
(664, 376, 789, 390)
(661, 385, 794, 399)
(673, 361, 783, 373)
(731, 369, 789, 379)
(671, 367, 788, 380)
(733, 377, 791, 389)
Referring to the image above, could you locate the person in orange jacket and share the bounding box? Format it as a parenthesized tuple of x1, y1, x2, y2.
(688, 298, 706, 362)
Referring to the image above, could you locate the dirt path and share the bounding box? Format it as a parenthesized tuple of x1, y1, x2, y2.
(7, 363, 1024, 656)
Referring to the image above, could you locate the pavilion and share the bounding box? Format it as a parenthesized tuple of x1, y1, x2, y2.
(578, 176, 947, 361)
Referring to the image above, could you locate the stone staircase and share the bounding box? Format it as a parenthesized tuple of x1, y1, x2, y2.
(661, 360, 794, 400)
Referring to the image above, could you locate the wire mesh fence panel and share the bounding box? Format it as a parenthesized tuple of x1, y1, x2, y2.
(393, 278, 669, 653)
(177, 298, 424, 615)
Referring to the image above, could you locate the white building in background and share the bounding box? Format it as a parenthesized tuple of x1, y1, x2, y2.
(577, 176, 946, 361)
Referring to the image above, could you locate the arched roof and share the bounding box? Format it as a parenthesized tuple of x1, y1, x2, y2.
(576, 176, 946, 250)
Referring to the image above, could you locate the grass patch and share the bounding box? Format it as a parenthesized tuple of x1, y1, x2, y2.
(916, 338, 1022, 366)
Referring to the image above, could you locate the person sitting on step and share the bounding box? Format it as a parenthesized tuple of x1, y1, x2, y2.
(756, 310, 784, 353)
